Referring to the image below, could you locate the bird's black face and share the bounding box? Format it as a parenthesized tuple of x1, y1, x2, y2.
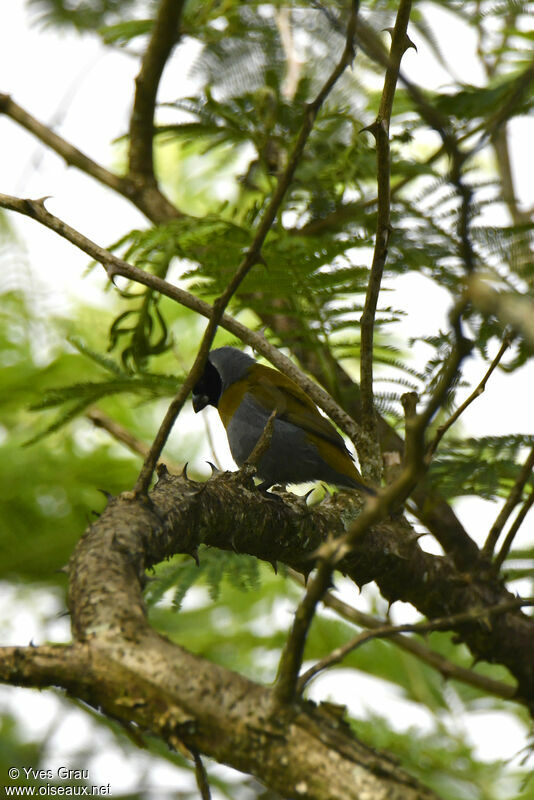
(192, 359, 222, 412)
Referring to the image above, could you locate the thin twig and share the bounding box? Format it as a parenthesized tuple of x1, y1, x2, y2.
(272, 559, 335, 706)
(275, 7, 301, 100)
(244, 410, 277, 469)
(360, 0, 413, 470)
(484, 444, 534, 557)
(495, 488, 534, 571)
(192, 750, 212, 800)
(85, 408, 181, 471)
(355, 17, 477, 276)
(297, 597, 534, 692)
(132, 0, 361, 495)
(0, 193, 363, 462)
(288, 570, 517, 702)
(426, 332, 513, 461)
(0, 94, 131, 198)
(0, 94, 179, 225)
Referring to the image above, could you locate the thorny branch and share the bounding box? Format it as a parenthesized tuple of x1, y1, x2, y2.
(84, 400, 518, 707)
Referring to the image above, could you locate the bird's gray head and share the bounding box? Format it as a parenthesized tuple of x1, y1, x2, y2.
(192, 347, 255, 412)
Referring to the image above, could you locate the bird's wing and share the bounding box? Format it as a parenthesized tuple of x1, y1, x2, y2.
(251, 366, 351, 454)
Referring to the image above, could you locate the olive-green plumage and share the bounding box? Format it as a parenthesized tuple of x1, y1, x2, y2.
(192, 346, 372, 493)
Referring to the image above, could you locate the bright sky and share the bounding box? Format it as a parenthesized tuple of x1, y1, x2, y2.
(1, 1, 533, 792)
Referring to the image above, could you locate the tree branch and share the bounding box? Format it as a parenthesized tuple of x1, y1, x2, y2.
(0, 639, 436, 800)
(289, 570, 518, 703)
(426, 331, 513, 461)
(273, 559, 335, 706)
(337, 308, 472, 553)
(129, 0, 186, 183)
(297, 598, 533, 692)
(495, 487, 534, 572)
(85, 407, 181, 471)
(68, 469, 534, 706)
(359, 0, 413, 479)
(484, 444, 534, 558)
(0, 93, 130, 196)
(0, 93, 180, 224)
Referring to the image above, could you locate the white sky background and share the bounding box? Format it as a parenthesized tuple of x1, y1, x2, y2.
(1, 1, 534, 795)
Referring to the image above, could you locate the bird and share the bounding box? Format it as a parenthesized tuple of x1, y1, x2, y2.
(192, 346, 373, 494)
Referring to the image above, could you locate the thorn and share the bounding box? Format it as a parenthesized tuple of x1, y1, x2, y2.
(206, 461, 220, 475)
(98, 489, 114, 502)
(105, 261, 121, 286)
(181, 462, 189, 480)
(382, 27, 418, 53)
(156, 463, 169, 479)
(55, 564, 69, 575)
(413, 531, 428, 542)
(269, 559, 278, 574)
(360, 120, 379, 139)
(190, 548, 200, 567)
(35, 195, 53, 209)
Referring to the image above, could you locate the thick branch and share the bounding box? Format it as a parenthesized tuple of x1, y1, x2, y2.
(68, 470, 534, 709)
(0, 639, 436, 800)
(46, 468, 455, 800)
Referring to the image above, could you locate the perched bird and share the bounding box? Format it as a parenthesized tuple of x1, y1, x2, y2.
(192, 346, 373, 493)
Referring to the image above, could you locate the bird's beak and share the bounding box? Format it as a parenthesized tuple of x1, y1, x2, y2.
(192, 393, 209, 413)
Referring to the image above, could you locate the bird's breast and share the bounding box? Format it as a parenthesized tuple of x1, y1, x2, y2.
(218, 382, 249, 428)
